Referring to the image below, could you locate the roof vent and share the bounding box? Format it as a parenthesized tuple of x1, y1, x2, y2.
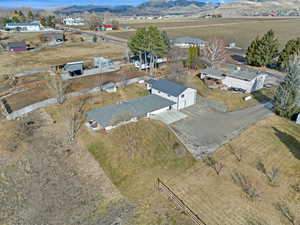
(236, 66, 241, 71)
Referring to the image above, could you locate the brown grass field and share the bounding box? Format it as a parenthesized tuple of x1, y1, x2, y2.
(0, 38, 124, 75)
(110, 18, 300, 49)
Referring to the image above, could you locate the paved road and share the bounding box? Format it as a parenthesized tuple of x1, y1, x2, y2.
(169, 103, 274, 158)
(65, 28, 127, 45)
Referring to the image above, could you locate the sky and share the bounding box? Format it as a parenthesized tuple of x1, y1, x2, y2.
(0, 0, 232, 9)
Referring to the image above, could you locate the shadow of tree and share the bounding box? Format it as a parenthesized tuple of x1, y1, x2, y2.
(231, 55, 246, 63)
(273, 127, 300, 160)
(252, 90, 273, 104)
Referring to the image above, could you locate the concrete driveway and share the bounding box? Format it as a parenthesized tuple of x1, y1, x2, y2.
(169, 103, 274, 158)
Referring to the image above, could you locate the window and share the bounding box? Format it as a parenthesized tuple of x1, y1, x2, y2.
(167, 94, 170, 97)
(158, 91, 160, 93)
(181, 94, 185, 98)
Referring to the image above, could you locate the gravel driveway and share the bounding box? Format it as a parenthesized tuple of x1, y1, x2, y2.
(170, 103, 274, 158)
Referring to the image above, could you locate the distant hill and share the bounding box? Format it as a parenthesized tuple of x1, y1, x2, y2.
(211, 0, 300, 16)
(54, 0, 217, 16)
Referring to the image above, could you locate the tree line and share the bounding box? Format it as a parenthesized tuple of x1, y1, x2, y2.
(246, 29, 300, 71)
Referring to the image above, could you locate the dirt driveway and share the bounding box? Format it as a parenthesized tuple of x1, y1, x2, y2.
(170, 103, 274, 158)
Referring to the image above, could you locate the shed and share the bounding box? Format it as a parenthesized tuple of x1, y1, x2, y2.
(64, 61, 84, 76)
(102, 82, 117, 93)
(42, 33, 64, 42)
(86, 94, 175, 130)
(7, 41, 27, 52)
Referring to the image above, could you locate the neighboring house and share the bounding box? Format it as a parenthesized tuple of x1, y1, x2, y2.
(5, 22, 40, 32)
(101, 25, 113, 31)
(63, 17, 84, 26)
(64, 61, 84, 76)
(86, 94, 175, 131)
(41, 33, 64, 42)
(7, 41, 27, 52)
(201, 66, 267, 93)
(131, 52, 167, 70)
(173, 37, 206, 48)
(147, 79, 197, 110)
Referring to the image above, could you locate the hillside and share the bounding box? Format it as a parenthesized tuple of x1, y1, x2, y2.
(54, 0, 217, 16)
(211, 0, 300, 16)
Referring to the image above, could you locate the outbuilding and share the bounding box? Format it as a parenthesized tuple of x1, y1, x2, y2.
(5, 22, 40, 32)
(64, 61, 84, 76)
(86, 94, 175, 130)
(147, 79, 197, 110)
(201, 66, 267, 93)
(41, 33, 64, 42)
(173, 37, 206, 48)
(296, 113, 300, 125)
(7, 41, 27, 52)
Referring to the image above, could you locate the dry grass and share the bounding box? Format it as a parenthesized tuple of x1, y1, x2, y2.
(164, 116, 300, 225)
(109, 18, 300, 49)
(0, 41, 124, 75)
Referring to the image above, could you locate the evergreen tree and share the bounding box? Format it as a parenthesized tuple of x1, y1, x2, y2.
(246, 30, 279, 67)
(273, 62, 300, 118)
(278, 38, 300, 70)
(185, 46, 200, 69)
(128, 26, 167, 58)
(28, 11, 34, 19)
(40, 17, 46, 26)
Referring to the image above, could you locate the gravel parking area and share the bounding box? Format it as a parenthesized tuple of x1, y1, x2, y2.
(170, 103, 274, 158)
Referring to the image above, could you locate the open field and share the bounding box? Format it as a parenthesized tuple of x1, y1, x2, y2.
(109, 18, 300, 49)
(164, 116, 300, 225)
(0, 41, 124, 75)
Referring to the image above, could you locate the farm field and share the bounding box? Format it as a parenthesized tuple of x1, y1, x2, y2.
(0, 37, 124, 75)
(109, 18, 300, 49)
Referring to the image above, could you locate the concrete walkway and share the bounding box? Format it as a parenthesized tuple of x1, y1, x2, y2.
(150, 110, 187, 125)
(168, 103, 274, 158)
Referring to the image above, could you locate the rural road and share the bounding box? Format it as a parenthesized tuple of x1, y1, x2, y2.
(169, 102, 274, 158)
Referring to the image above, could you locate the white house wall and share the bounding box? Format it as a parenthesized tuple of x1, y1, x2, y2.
(151, 87, 197, 110)
(251, 75, 266, 92)
(296, 113, 300, 125)
(147, 106, 173, 116)
(223, 77, 253, 93)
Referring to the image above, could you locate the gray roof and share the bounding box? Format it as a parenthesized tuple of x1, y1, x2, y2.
(202, 65, 267, 81)
(7, 41, 27, 48)
(149, 79, 188, 97)
(6, 22, 40, 27)
(86, 94, 175, 127)
(174, 37, 205, 45)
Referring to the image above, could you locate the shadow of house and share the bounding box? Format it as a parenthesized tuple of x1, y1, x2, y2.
(273, 127, 300, 160)
(231, 55, 246, 64)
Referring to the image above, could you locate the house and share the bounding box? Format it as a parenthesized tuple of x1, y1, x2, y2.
(201, 66, 267, 93)
(5, 22, 40, 32)
(147, 79, 197, 110)
(100, 25, 113, 31)
(131, 52, 167, 70)
(63, 17, 84, 26)
(64, 61, 84, 76)
(41, 33, 64, 42)
(7, 41, 27, 52)
(86, 94, 175, 131)
(173, 37, 206, 48)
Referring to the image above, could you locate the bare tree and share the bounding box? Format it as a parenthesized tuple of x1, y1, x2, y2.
(203, 154, 224, 175)
(256, 160, 280, 186)
(65, 99, 87, 144)
(84, 14, 103, 30)
(275, 202, 297, 225)
(47, 71, 68, 105)
(232, 172, 261, 199)
(203, 39, 227, 68)
(228, 144, 244, 162)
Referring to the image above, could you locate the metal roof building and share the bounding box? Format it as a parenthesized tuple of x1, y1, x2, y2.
(148, 79, 188, 97)
(86, 94, 175, 129)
